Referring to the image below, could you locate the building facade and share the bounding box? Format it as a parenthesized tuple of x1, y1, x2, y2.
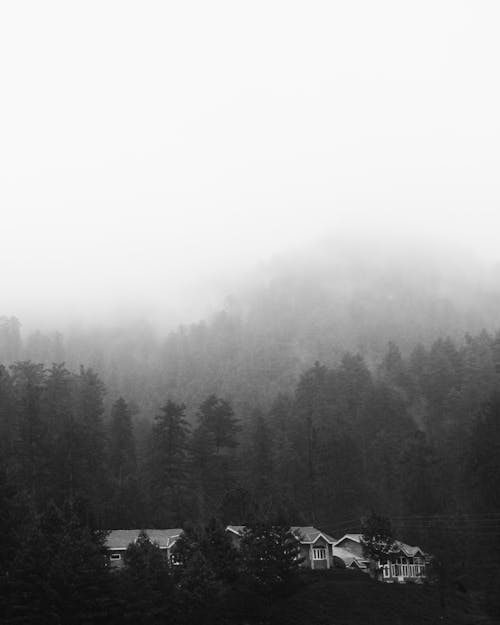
(333, 534, 426, 582)
(105, 528, 182, 568)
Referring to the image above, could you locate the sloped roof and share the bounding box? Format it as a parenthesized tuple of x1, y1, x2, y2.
(349, 559, 369, 569)
(106, 529, 182, 550)
(334, 533, 363, 546)
(334, 533, 424, 557)
(392, 540, 424, 557)
(226, 525, 336, 545)
(292, 526, 337, 544)
(226, 525, 246, 536)
(331, 545, 368, 568)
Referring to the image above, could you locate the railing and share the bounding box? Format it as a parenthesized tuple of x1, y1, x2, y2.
(385, 563, 425, 578)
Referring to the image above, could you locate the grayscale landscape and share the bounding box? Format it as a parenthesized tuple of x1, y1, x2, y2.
(1, 1, 500, 623)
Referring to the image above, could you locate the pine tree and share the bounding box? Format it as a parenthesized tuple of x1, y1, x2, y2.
(465, 391, 500, 512)
(200, 518, 240, 584)
(120, 530, 173, 624)
(43, 363, 75, 505)
(73, 366, 107, 521)
(0, 316, 22, 364)
(294, 362, 330, 523)
(171, 522, 230, 624)
(109, 398, 137, 483)
(149, 400, 191, 525)
(108, 397, 140, 527)
(246, 410, 273, 510)
(378, 341, 413, 401)
(0, 365, 15, 462)
(175, 550, 222, 625)
(268, 394, 300, 519)
(11, 361, 48, 503)
(399, 430, 441, 514)
(191, 395, 239, 520)
(5, 502, 111, 624)
(197, 394, 239, 453)
(240, 521, 301, 596)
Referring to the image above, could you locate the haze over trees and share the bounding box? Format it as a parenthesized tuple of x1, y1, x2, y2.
(3, 242, 500, 419)
(2, 244, 500, 620)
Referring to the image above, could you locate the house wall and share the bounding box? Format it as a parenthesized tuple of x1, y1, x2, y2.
(381, 555, 426, 582)
(313, 537, 329, 569)
(108, 550, 125, 568)
(107, 546, 172, 569)
(298, 538, 332, 569)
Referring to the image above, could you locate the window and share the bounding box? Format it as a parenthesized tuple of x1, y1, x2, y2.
(312, 546, 326, 560)
(110, 553, 121, 561)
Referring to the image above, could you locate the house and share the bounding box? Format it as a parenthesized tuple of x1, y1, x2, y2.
(105, 528, 182, 567)
(226, 525, 342, 570)
(291, 526, 337, 570)
(105, 525, 425, 581)
(333, 533, 426, 582)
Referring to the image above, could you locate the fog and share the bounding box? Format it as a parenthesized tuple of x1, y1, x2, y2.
(1, 1, 500, 333)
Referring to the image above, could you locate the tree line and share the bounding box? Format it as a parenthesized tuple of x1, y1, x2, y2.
(2, 329, 500, 528)
(2, 327, 500, 618)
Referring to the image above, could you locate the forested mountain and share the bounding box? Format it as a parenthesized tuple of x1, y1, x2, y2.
(2, 244, 500, 620)
(2, 242, 500, 422)
(2, 241, 500, 527)
(2, 330, 500, 618)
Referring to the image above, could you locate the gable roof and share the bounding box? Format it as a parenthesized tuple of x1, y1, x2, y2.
(334, 533, 363, 546)
(292, 526, 337, 544)
(333, 533, 424, 557)
(106, 529, 182, 550)
(392, 540, 424, 557)
(226, 525, 336, 545)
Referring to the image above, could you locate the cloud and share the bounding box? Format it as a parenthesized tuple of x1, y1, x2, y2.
(1, 1, 499, 330)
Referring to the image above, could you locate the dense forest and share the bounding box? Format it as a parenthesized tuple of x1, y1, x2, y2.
(3, 244, 500, 421)
(2, 321, 500, 619)
(2, 321, 500, 527)
(2, 250, 500, 621)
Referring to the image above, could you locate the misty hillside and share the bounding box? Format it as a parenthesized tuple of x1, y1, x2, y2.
(4, 242, 500, 621)
(3, 240, 499, 420)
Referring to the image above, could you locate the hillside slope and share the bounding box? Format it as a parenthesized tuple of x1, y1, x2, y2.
(231, 570, 498, 625)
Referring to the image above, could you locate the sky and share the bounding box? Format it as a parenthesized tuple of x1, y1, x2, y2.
(1, 1, 500, 331)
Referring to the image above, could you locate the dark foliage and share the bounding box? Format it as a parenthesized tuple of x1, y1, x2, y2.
(240, 521, 302, 596)
(361, 511, 395, 561)
(2, 321, 500, 619)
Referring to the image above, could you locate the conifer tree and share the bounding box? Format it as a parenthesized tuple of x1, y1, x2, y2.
(108, 397, 140, 527)
(74, 366, 107, 520)
(43, 363, 75, 505)
(197, 394, 239, 453)
(149, 400, 191, 525)
(110, 397, 137, 486)
(11, 361, 48, 503)
(252, 412, 273, 489)
(191, 395, 240, 520)
(119, 530, 173, 625)
(465, 391, 500, 512)
(240, 521, 301, 596)
(0, 365, 15, 462)
(200, 518, 240, 584)
(4, 502, 111, 624)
